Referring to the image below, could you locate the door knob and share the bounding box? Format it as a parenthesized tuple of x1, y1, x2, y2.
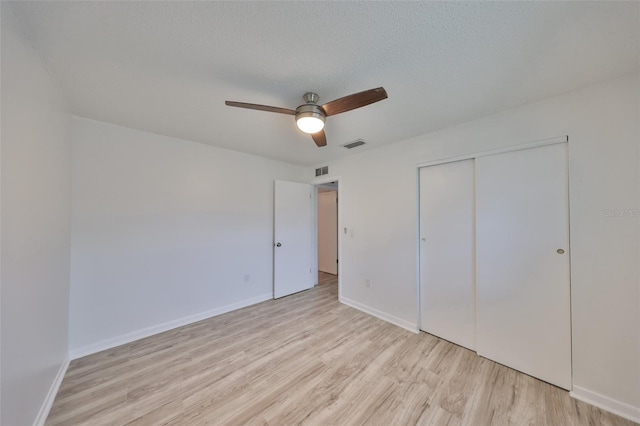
(275, 242, 282, 247)
(557, 248, 565, 254)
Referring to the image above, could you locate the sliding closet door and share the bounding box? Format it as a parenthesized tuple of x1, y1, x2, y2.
(475, 143, 571, 390)
(419, 159, 475, 350)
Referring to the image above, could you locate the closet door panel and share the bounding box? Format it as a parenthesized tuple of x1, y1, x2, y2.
(475, 143, 571, 390)
(419, 159, 475, 350)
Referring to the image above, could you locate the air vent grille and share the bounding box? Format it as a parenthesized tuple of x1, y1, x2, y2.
(341, 139, 366, 149)
(315, 166, 329, 177)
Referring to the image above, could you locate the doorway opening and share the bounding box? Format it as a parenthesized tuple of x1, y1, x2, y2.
(314, 179, 340, 299)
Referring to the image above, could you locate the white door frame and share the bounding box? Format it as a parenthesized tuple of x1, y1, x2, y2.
(311, 176, 341, 299)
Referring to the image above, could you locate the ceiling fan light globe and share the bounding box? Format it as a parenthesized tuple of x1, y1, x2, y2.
(296, 115, 325, 134)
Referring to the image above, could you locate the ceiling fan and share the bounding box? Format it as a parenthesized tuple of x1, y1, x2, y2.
(225, 87, 388, 147)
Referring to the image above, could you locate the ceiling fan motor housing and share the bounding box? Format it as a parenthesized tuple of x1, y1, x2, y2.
(297, 92, 325, 119)
(295, 104, 325, 120)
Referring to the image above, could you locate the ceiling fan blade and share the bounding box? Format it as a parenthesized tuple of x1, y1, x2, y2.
(225, 101, 296, 115)
(311, 130, 327, 147)
(321, 87, 388, 117)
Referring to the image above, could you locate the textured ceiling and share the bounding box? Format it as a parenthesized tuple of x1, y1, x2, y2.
(9, 1, 639, 166)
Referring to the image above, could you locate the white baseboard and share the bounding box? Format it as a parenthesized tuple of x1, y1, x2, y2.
(570, 385, 640, 424)
(69, 293, 273, 360)
(339, 296, 419, 334)
(34, 357, 69, 426)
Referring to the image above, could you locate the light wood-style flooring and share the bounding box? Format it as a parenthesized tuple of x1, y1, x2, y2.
(47, 275, 635, 425)
(318, 271, 337, 286)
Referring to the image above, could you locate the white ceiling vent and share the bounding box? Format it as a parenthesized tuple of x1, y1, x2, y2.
(341, 139, 366, 149)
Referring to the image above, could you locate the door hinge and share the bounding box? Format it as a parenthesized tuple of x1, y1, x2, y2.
(336, 259, 339, 263)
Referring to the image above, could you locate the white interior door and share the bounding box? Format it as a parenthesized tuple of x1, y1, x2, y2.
(318, 191, 338, 275)
(419, 159, 476, 350)
(475, 143, 571, 390)
(274, 180, 313, 299)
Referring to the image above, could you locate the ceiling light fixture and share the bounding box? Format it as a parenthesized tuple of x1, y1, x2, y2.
(295, 94, 326, 134)
(295, 110, 325, 134)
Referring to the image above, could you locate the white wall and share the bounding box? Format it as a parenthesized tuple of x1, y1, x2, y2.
(1, 4, 72, 425)
(313, 74, 639, 418)
(69, 117, 307, 355)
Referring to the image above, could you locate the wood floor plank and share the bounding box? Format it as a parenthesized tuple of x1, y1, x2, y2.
(46, 274, 637, 426)
(125, 399, 184, 426)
